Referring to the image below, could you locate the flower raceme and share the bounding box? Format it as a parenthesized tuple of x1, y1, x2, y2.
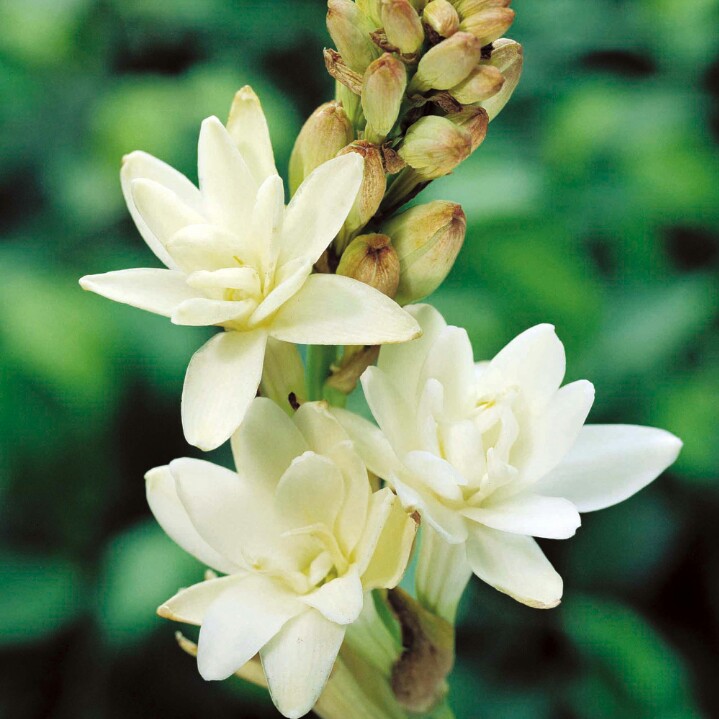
(147, 398, 416, 719)
(79, 86, 420, 451)
(334, 305, 682, 614)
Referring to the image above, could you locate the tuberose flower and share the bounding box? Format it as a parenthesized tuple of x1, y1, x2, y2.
(147, 398, 416, 719)
(335, 305, 682, 613)
(80, 86, 420, 451)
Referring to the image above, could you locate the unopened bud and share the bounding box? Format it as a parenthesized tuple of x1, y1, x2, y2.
(289, 101, 354, 195)
(459, 6, 515, 46)
(337, 141, 387, 245)
(409, 32, 482, 92)
(447, 106, 488, 151)
(327, 0, 381, 72)
(480, 38, 523, 120)
(423, 0, 460, 38)
(261, 337, 306, 414)
(398, 115, 472, 179)
(381, 200, 467, 304)
(357, 0, 383, 26)
(337, 233, 400, 297)
(451, 0, 512, 15)
(381, 0, 425, 55)
(449, 64, 504, 103)
(362, 53, 407, 143)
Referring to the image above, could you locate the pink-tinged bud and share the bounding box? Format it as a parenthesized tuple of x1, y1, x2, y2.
(337, 233, 400, 297)
(398, 115, 472, 179)
(459, 6, 515, 46)
(447, 106, 488, 151)
(449, 63, 504, 103)
(381, 0, 425, 55)
(409, 31, 482, 92)
(362, 53, 408, 142)
(327, 0, 381, 72)
(480, 38, 523, 120)
(451, 0, 512, 15)
(423, 0, 460, 38)
(381, 200, 467, 304)
(289, 101, 354, 195)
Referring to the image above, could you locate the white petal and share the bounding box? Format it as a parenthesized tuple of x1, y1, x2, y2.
(261, 610, 345, 719)
(301, 565, 364, 624)
(186, 267, 261, 295)
(79, 268, 200, 317)
(536, 424, 682, 512)
(182, 329, 268, 451)
(172, 298, 255, 327)
(231, 397, 309, 487)
(463, 493, 581, 539)
(404, 451, 467, 502)
(279, 154, 364, 267)
(250, 259, 312, 326)
(121, 151, 203, 269)
(354, 488, 395, 576)
(439, 419, 486, 486)
(251, 174, 285, 266)
(197, 575, 302, 680)
(466, 525, 563, 608)
(158, 574, 245, 625)
(198, 116, 257, 233)
(145, 465, 238, 574)
(292, 402, 349, 456)
(166, 224, 248, 273)
(226, 86, 278, 185)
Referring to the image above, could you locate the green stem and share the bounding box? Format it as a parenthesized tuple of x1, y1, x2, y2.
(306, 345, 337, 401)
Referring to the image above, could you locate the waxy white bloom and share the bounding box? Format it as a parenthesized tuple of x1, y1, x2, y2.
(336, 305, 682, 610)
(80, 86, 420, 451)
(147, 398, 416, 719)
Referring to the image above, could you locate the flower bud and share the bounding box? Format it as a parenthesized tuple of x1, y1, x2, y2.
(410, 0, 429, 10)
(423, 0, 460, 38)
(480, 38, 523, 120)
(459, 6, 515, 46)
(362, 53, 407, 143)
(337, 141, 387, 245)
(449, 64, 504, 103)
(260, 337, 306, 414)
(447, 106, 488, 151)
(289, 101, 354, 195)
(381, 0, 425, 55)
(337, 233, 400, 297)
(327, 0, 381, 72)
(398, 115, 472, 179)
(357, 0, 383, 26)
(381, 200, 466, 304)
(408, 32, 482, 93)
(451, 0, 512, 14)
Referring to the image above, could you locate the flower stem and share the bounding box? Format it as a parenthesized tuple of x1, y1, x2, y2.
(306, 345, 338, 401)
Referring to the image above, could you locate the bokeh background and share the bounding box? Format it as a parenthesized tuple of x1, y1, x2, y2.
(1, 0, 718, 717)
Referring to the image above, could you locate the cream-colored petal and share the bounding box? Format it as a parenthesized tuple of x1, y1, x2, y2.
(146, 465, 238, 574)
(226, 85, 278, 185)
(278, 153, 364, 267)
(181, 329, 267, 451)
(301, 565, 364, 624)
(292, 402, 349, 456)
(261, 609, 345, 719)
(270, 274, 420, 345)
(404, 451, 467, 502)
(186, 267, 261, 296)
(251, 174, 285, 266)
(250, 259, 312, 326)
(79, 268, 200, 317)
(172, 298, 255, 327)
(466, 525, 563, 609)
(157, 574, 246, 625)
(165, 224, 248, 273)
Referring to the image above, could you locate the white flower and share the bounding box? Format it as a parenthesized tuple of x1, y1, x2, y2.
(147, 398, 416, 719)
(80, 86, 420, 451)
(335, 304, 682, 611)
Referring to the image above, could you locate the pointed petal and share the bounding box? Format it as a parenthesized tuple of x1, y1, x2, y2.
(226, 85, 278, 185)
(292, 402, 349, 456)
(146, 465, 239, 574)
(463, 493, 581, 539)
(279, 153, 364, 267)
(466, 525, 563, 609)
(536, 424, 682, 512)
(270, 274, 420, 345)
(166, 224, 248, 273)
(251, 174, 285, 265)
(197, 575, 303, 680)
(121, 151, 203, 269)
(79, 268, 199, 317)
(186, 267, 261, 296)
(172, 298, 255, 327)
(182, 330, 267, 451)
(261, 610, 345, 719)
(250, 258, 312, 326)
(198, 116, 257, 233)
(301, 565, 364, 624)
(404, 451, 467, 502)
(158, 574, 245, 625)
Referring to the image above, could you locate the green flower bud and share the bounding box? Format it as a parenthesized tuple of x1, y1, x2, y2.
(447, 106, 489, 151)
(327, 0, 381, 72)
(362, 53, 407, 143)
(357, 0, 383, 26)
(480, 38, 523, 120)
(381, 0, 425, 55)
(408, 31, 482, 93)
(398, 115, 472, 179)
(423, 0, 460, 38)
(459, 5, 515, 46)
(381, 200, 466, 304)
(449, 63, 504, 104)
(289, 101, 354, 195)
(337, 233, 400, 298)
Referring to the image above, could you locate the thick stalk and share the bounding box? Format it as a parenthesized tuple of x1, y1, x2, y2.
(306, 345, 338, 401)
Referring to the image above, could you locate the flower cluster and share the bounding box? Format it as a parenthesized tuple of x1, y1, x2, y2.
(79, 3, 681, 718)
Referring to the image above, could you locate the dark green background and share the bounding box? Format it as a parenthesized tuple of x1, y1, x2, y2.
(1, 0, 717, 717)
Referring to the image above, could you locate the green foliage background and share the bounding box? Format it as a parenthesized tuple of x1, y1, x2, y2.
(0, 0, 717, 716)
